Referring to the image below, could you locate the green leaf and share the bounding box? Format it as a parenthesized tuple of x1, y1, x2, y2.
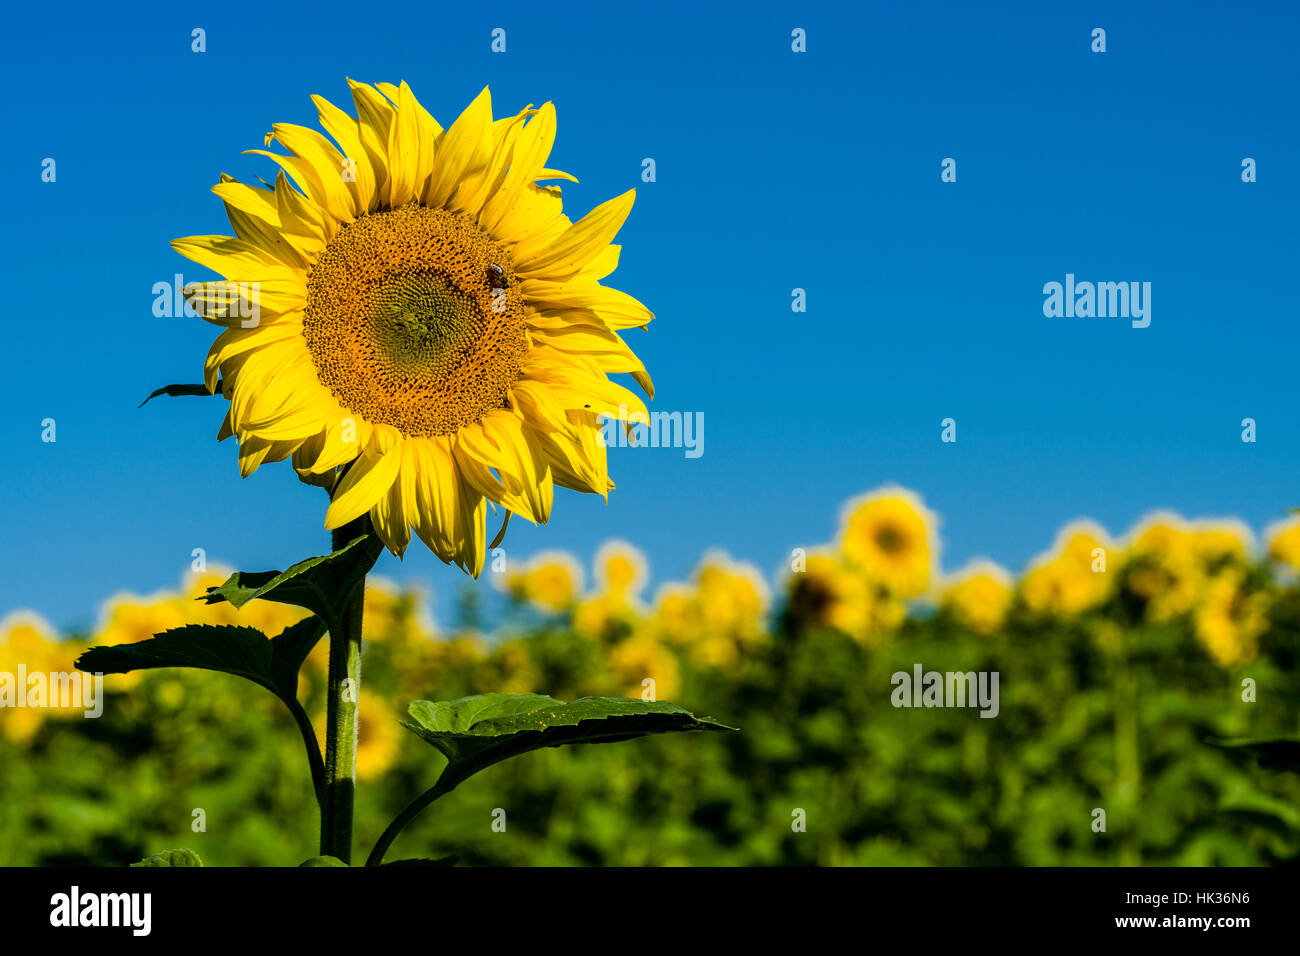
(1208, 735, 1300, 773)
(201, 533, 382, 632)
(367, 694, 733, 865)
(76, 617, 325, 704)
(77, 616, 330, 804)
(131, 848, 203, 867)
(403, 693, 735, 786)
(299, 856, 349, 867)
(139, 382, 221, 407)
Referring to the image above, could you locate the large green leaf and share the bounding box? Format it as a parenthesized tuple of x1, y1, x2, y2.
(1208, 735, 1300, 773)
(404, 693, 735, 785)
(131, 848, 203, 867)
(367, 694, 734, 865)
(76, 617, 325, 704)
(76, 617, 329, 802)
(200, 533, 381, 633)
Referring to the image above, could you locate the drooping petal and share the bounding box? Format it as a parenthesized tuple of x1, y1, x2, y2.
(324, 436, 403, 529)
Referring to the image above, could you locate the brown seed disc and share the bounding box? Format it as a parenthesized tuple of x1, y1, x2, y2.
(302, 203, 528, 437)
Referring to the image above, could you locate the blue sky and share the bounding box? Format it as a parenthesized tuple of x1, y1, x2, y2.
(2, 0, 1298, 633)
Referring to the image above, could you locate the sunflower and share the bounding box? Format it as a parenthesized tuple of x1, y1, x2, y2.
(1194, 570, 1267, 668)
(593, 539, 649, 604)
(837, 487, 937, 598)
(1266, 516, 1300, 569)
(787, 550, 890, 641)
(1019, 521, 1114, 617)
(501, 550, 583, 613)
(1186, 521, 1252, 566)
(175, 81, 653, 575)
(940, 560, 1012, 636)
(608, 633, 680, 700)
(1122, 513, 1204, 622)
(0, 612, 59, 744)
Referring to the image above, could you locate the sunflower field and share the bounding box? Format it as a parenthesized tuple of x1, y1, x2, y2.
(4, 486, 1298, 867)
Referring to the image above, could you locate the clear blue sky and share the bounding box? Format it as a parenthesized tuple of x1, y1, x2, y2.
(3, 0, 1298, 633)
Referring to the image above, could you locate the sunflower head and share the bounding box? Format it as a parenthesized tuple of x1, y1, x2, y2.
(608, 634, 680, 700)
(1194, 570, 1267, 668)
(1266, 516, 1300, 569)
(940, 561, 1013, 636)
(0, 613, 86, 742)
(503, 550, 583, 614)
(176, 81, 654, 576)
(693, 552, 770, 647)
(1020, 521, 1114, 617)
(837, 488, 936, 598)
(593, 539, 649, 604)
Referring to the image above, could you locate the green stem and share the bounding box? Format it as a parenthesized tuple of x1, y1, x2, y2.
(365, 773, 462, 867)
(287, 696, 326, 805)
(320, 516, 369, 863)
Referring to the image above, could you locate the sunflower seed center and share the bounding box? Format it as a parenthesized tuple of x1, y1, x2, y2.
(302, 203, 527, 437)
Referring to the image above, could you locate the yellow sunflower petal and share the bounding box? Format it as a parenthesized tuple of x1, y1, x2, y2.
(423, 86, 494, 209)
(513, 189, 635, 279)
(325, 440, 403, 529)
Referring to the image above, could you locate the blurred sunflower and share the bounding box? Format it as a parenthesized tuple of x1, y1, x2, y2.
(694, 552, 770, 647)
(593, 540, 649, 605)
(1186, 520, 1252, 566)
(0, 612, 60, 744)
(1020, 521, 1114, 617)
(359, 577, 433, 644)
(650, 552, 769, 667)
(570, 541, 649, 641)
(176, 81, 654, 575)
(940, 560, 1012, 636)
(1194, 570, 1267, 668)
(483, 639, 542, 694)
(787, 550, 901, 644)
(837, 488, 936, 598)
(572, 593, 644, 641)
(1123, 514, 1204, 623)
(93, 592, 193, 690)
(647, 583, 696, 646)
(395, 633, 488, 696)
(609, 633, 680, 700)
(361, 578, 404, 641)
(502, 550, 583, 613)
(1266, 515, 1300, 569)
(572, 596, 615, 639)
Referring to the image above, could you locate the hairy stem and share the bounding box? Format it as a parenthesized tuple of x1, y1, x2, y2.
(320, 516, 369, 863)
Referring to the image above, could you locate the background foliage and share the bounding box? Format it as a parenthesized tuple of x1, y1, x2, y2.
(3, 487, 1299, 866)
